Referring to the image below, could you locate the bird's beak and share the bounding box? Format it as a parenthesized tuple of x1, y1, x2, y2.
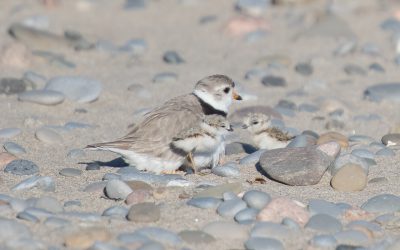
(242, 124, 248, 129)
(232, 90, 242, 100)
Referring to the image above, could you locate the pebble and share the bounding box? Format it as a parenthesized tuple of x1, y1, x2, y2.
(317, 132, 349, 148)
(83, 181, 107, 192)
(23, 71, 46, 88)
(203, 221, 248, 240)
(64, 228, 112, 249)
(102, 206, 129, 219)
(351, 148, 375, 160)
(305, 214, 342, 233)
(212, 162, 240, 177)
(9, 198, 28, 212)
(0, 152, 17, 169)
(124, 0, 146, 10)
(382, 133, 400, 146)
(364, 83, 400, 102)
(3, 141, 27, 155)
(369, 63, 385, 73)
(45, 76, 102, 103)
(0, 78, 28, 95)
(18, 90, 65, 105)
(62, 211, 102, 222)
(120, 39, 147, 55)
(66, 148, 86, 159)
(334, 230, 369, 245)
(4, 159, 39, 175)
(217, 198, 247, 217)
(330, 164, 367, 191)
(259, 143, 338, 186)
(245, 237, 284, 250)
(235, 0, 270, 17)
(330, 154, 369, 175)
(105, 179, 133, 200)
(298, 103, 319, 113)
(86, 162, 101, 171)
(347, 220, 383, 237)
(64, 200, 81, 208)
(127, 202, 160, 222)
(12, 175, 55, 191)
(361, 194, 400, 213)
(117, 232, 151, 245)
(17, 211, 40, 223)
(239, 149, 266, 165)
(0, 218, 32, 242)
(251, 222, 295, 241)
(59, 168, 82, 177)
(344, 64, 367, 76)
(194, 182, 242, 198)
(35, 127, 63, 144)
(138, 241, 165, 250)
(376, 148, 395, 156)
(310, 234, 337, 248)
(243, 190, 271, 209)
(261, 75, 286, 87)
(286, 134, 313, 148)
(64, 121, 94, 130)
(35, 196, 63, 213)
(152, 72, 178, 84)
(178, 230, 215, 244)
(334, 40, 357, 56)
(163, 51, 185, 64)
(295, 62, 313, 76)
(125, 189, 152, 205)
(133, 227, 182, 246)
(235, 208, 259, 224)
(257, 197, 309, 226)
(187, 197, 222, 209)
(308, 199, 342, 218)
(0, 128, 22, 139)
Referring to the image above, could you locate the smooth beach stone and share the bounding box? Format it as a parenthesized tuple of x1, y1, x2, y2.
(187, 197, 222, 209)
(45, 76, 102, 103)
(138, 241, 164, 250)
(361, 194, 400, 213)
(286, 134, 313, 148)
(117, 233, 150, 245)
(0, 218, 32, 242)
(125, 189, 152, 205)
(239, 149, 266, 165)
(194, 182, 242, 198)
(35, 128, 63, 144)
(261, 75, 286, 87)
(62, 211, 102, 222)
(235, 0, 270, 17)
(295, 62, 313, 76)
(281, 218, 301, 230)
(120, 39, 147, 55)
(302, 130, 319, 139)
(348, 135, 375, 143)
(305, 214, 342, 233)
(330, 154, 369, 176)
(9, 198, 28, 212)
(64, 228, 112, 249)
(3, 141, 26, 155)
(364, 83, 400, 102)
(351, 149, 375, 160)
(217, 198, 247, 217)
(59, 168, 82, 177)
(382, 134, 400, 146)
(203, 221, 248, 240)
(376, 148, 395, 156)
(64, 200, 81, 208)
(44, 217, 71, 229)
(102, 206, 129, 218)
(0, 78, 27, 95)
(308, 199, 342, 218)
(23, 207, 54, 220)
(243, 190, 271, 209)
(0, 128, 22, 138)
(317, 132, 348, 148)
(235, 208, 259, 224)
(333, 40, 357, 56)
(120, 170, 185, 185)
(347, 220, 383, 236)
(178, 230, 215, 244)
(64, 122, 94, 130)
(133, 227, 182, 246)
(369, 63, 385, 73)
(12, 175, 55, 191)
(105, 180, 133, 200)
(163, 51, 185, 64)
(66, 148, 86, 159)
(152, 72, 178, 84)
(124, 0, 146, 10)
(223, 191, 238, 201)
(35, 196, 63, 213)
(127, 203, 160, 222)
(245, 237, 284, 250)
(17, 211, 40, 223)
(83, 181, 107, 192)
(212, 162, 240, 177)
(344, 64, 367, 76)
(4, 159, 39, 175)
(251, 222, 295, 241)
(86, 162, 101, 171)
(331, 164, 367, 192)
(18, 90, 65, 105)
(298, 103, 319, 113)
(310, 235, 337, 248)
(334, 230, 369, 245)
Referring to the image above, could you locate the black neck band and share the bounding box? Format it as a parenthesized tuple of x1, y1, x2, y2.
(195, 95, 228, 117)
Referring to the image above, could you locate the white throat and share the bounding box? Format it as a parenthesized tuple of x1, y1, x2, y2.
(193, 89, 230, 113)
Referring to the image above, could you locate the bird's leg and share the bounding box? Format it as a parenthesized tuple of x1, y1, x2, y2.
(187, 152, 196, 174)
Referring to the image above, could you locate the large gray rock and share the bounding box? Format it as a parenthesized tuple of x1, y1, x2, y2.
(259, 142, 340, 186)
(364, 83, 400, 102)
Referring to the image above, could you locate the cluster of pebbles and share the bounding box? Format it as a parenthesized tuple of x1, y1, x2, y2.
(1, 0, 400, 249)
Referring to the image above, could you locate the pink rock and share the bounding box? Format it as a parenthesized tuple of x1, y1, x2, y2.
(0, 43, 31, 68)
(0, 152, 17, 170)
(224, 17, 269, 37)
(257, 197, 310, 226)
(125, 189, 152, 205)
(316, 142, 341, 158)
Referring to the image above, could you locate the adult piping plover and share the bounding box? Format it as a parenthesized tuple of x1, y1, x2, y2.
(242, 113, 294, 150)
(86, 74, 242, 174)
(171, 114, 233, 172)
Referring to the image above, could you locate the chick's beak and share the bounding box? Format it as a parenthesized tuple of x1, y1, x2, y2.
(227, 125, 234, 132)
(232, 90, 242, 100)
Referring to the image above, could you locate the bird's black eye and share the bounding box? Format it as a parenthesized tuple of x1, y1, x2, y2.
(223, 87, 230, 93)
(252, 121, 259, 125)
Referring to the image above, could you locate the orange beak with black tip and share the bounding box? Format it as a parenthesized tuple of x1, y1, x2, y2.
(232, 90, 242, 100)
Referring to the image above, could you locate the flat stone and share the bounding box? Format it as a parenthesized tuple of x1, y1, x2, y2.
(35, 196, 63, 213)
(0, 78, 27, 95)
(62, 211, 102, 222)
(105, 179, 133, 200)
(12, 175, 55, 192)
(295, 62, 313, 76)
(0, 128, 22, 138)
(251, 222, 295, 241)
(125, 180, 153, 191)
(217, 198, 247, 217)
(102, 205, 129, 219)
(351, 149, 375, 160)
(310, 235, 337, 248)
(235, 207, 259, 224)
(120, 39, 147, 55)
(305, 214, 342, 233)
(364, 83, 400, 102)
(64, 200, 81, 208)
(152, 72, 178, 84)
(298, 103, 319, 113)
(163, 51, 184, 64)
(259, 144, 336, 186)
(18, 90, 65, 105)
(382, 133, 400, 146)
(203, 221, 248, 240)
(24, 207, 53, 220)
(59, 168, 82, 177)
(261, 75, 286, 87)
(224, 142, 257, 155)
(239, 150, 266, 165)
(4, 159, 39, 175)
(317, 132, 348, 148)
(361, 194, 400, 213)
(369, 63, 385, 73)
(64, 228, 112, 249)
(45, 76, 102, 103)
(212, 162, 240, 177)
(35, 127, 63, 144)
(344, 64, 367, 76)
(127, 202, 160, 222)
(137, 241, 165, 250)
(133, 227, 182, 246)
(308, 199, 342, 218)
(178, 230, 215, 244)
(286, 134, 314, 148)
(4, 141, 26, 155)
(334, 230, 369, 245)
(0, 152, 17, 170)
(331, 164, 367, 192)
(194, 182, 242, 198)
(83, 181, 107, 192)
(330, 154, 369, 176)
(0, 218, 32, 242)
(376, 148, 395, 156)
(243, 190, 271, 209)
(17, 211, 40, 223)
(245, 237, 284, 250)
(44, 217, 71, 228)
(125, 189, 152, 205)
(187, 197, 222, 209)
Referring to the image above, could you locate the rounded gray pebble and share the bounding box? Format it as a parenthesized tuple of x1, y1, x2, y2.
(245, 237, 284, 250)
(308, 199, 342, 218)
(153, 72, 178, 84)
(178, 230, 215, 244)
(4, 159, 39, 175)
(361, 194, 400, 213)
(18, 90, 65, 105)
(44, 217, 70, 228)
(35, 127, 63, 144)
(105, 179, 133, 200)
(376, 148, 395, 156)
(212, 162, 240, 177)
(35, 196, 63, 213)
(239, 149, 266, 165)
(334, 230, 369, 245)
(251, 222, 295, 241)
(0, 128, 22, 138)
(4, 142, 27, 155)
(305, 214, 342, 233)
(138, 241, 165, 250)
(187, 197, 222, 209)
(163, 51, 184, 64)
(217, 199, 247, 217)
(133, 227, 182, 246)
(286, 134, 310, 148)
(102, 206, 129, 219)
(234, 208, 259, 224)
(310, 234, 337, 248)
(351, 148, 375, 160)
(59, 168, 82, 177)
(17, 211, 40, 223)
(243, 190, 271, 209)
(67, 148, 86, 158)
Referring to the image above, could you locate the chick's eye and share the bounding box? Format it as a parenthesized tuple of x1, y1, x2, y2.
(252, 121, 259, 125)
(223, 87, 230, 93)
